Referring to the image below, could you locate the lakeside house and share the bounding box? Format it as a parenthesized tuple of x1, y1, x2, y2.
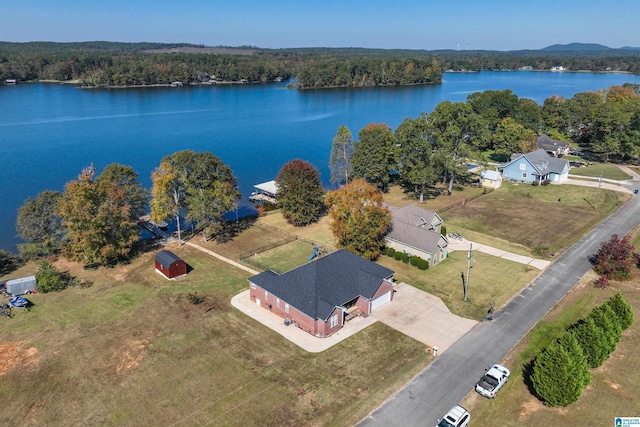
(499, 149, 570, 184)
(248, 250, 395, 337)
(536, 135, 570, 157)
(384, 204, 449, 267)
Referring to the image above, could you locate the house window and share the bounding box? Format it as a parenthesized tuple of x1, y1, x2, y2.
(250, 283, 255, 289)
(276, 298, 280, 308)
(264, 291, 269, 300)
(330, 314, 338, 328)
(522, 172, 527, 178)
(519, 162, 526, 171)
(285, 303, 289, 313)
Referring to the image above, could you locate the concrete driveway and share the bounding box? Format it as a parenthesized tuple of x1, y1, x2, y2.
(372, 283, 477, 353)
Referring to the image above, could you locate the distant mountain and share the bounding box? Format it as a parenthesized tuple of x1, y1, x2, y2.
(540, 43, 613, 52)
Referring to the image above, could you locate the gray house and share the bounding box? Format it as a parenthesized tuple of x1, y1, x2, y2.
(384, 204, 449, 266)
(499, 149, 570, 184)
(536, 135, 570, 157)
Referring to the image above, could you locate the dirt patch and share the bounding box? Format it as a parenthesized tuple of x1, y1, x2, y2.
(111, 338, 149, 375)
(0, 341, 39, 376)
(519, 397, 544, 419)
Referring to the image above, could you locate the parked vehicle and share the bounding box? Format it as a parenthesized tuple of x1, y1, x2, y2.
(475, 363, 510, 398)
(436, 405, 470, 427)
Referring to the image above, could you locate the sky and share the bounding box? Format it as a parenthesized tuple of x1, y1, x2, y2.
(1, 0, 639, 51)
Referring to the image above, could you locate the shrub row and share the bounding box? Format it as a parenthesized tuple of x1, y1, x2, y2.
(383, 247, 429, 270)
(530, 293, 634, 407)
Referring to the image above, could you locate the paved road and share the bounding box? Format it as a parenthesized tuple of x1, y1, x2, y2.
(357, 190, 640, 427)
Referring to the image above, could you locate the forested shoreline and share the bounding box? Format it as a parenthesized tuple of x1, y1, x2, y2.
(2, 41, 640, 89)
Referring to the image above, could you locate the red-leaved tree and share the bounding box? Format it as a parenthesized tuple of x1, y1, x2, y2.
(593, 234, 637, 281)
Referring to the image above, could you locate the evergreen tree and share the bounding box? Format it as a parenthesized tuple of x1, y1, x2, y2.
(276, 159, 324, 226)
(589, 304, 622, 355)
(531, 333, 591, 406)
(605, 292, 634, 330)
(571, 317, 609, 368)
(329, 125, 354, 186)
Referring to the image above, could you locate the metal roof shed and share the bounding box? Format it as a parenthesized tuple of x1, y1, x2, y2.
(155, 250, 187, 279)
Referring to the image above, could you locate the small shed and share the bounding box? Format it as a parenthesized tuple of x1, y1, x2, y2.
(6, 276, 37, 295)
(155, 250, 187, 279)
(480, 170, 503, 189)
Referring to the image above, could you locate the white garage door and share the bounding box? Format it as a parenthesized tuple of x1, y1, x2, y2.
(371, 291, 391, 311)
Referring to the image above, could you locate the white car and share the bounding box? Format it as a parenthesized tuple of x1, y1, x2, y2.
(475, 363, 510, 398)
(436, 405, 470, 427)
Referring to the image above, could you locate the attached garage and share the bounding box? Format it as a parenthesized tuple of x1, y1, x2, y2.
(371, 290, 392, 311)
(155, 250, 187, 280)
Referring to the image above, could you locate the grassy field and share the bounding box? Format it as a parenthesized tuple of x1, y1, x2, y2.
(382, 183, 486, 211)
(441, 181, 629, 255)
(377, 251, 540, 320)
(569, 162, 634, 180)
(462, 267, 640, 426)
(0, 245, 430, 426)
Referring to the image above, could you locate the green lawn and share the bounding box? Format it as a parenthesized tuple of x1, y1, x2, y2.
(0, 246, 430, 426)
(441, 181, 629, 255)
(569, 162, 633, 180)
(377, 251, 540, 320)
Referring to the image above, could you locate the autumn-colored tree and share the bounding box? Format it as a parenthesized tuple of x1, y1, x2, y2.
(324, 179, 391, 260)
(329, 125, 354, 186)
(276, 159, 324, 226)
(593, 234, 637, 280)
(150, 150, 240, 242)
(352, 123, 396, 192)
(58, 164, 148, 266)
(16, 190, 65, 259)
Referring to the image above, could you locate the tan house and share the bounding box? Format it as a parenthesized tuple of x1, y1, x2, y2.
(385, 204, 449, 267)
(480, 170, 502, 188)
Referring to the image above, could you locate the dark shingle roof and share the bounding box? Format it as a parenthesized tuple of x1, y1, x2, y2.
(536, 135, 569, 152)
(385, 204, 446, 254)
(248, 250, 394, 321)
(155, 250, 183, 268)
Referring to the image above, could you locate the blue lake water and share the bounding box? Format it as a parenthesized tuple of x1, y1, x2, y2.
(2, 71, 640, 252)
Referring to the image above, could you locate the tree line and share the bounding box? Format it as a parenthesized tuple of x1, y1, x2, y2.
(330, 84, 640, 204)
(4, 42, 640, 88)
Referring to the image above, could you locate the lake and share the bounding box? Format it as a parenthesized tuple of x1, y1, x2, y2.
(2, 71, 640, 253)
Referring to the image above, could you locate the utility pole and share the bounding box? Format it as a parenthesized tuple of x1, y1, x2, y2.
(464, 243, 472, 301)
(594, 172, 603, 210)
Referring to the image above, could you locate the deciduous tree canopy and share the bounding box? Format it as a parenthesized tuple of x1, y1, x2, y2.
(276, 159, 324, 226)
(150, 150, 240, 242)
(58, 164, 148, 266)
(324, 179, 391, 260)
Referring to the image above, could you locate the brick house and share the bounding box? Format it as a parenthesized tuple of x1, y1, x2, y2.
(248, 250, 395, 337)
